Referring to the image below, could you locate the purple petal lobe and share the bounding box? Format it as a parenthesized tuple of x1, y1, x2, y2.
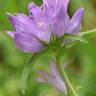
(43, 0, 56, 8)
(60, 0, 69, 10)
(14, 32, 43, 53)
(8, 13, 51, 42)
(38, 70, 66, 93)
(7, 13, 33, 33)
(51, 58, 67, 94)
(28, 2, 42, 17)
(65, 8, 84, 34)
(43, 0, 69, 22)
(37, 59, 67, 94)
(28, 2, 44, 25)
(38, 71, 57, 85)
(36, 77, 47, 82)
(28, 3, 51, 42)
(51, 6, 69, 37)
(16, 13, 31, 24)
(43, 0, 69, 10)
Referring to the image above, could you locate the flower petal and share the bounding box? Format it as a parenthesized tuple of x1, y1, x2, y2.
(38, 71, 57, 85)
(14, 32, 43, 53)
(28, 2, 42, 18)
(7, 13, 34, 33)
(37, 58, 67, 94)
(38, 70, 66, 93)
(43, 0, 56, 8)
(60, 0, 69, 10)
(43, 0, 69, 10)
(36, 77, 47, 83)
(16, 13, 30, 22)
(43, 0, 59, 22)
(7, 13, 51, 42)
(51, 58, 67, 94)
(28, 2, 44, 24)
(65, 8, 84, 34)
(51, 6, 69, 37)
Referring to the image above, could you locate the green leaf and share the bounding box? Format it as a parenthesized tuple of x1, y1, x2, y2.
(65, 42, 76, 49)
(64, 34, 88, 49)
(79, 29, 96, 36)
(64, 34, 88, 44)
(73, 36, 88, 44)
(65, 29, 96, 48)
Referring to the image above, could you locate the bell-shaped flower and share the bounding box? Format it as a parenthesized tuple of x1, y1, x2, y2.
(7, 0, 84, 53)
(37, 58, 67, 94)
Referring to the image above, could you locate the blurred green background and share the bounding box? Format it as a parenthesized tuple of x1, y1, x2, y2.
(0, 0, 96, 96)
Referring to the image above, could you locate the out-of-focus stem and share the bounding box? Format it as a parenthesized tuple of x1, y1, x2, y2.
(21, 48, 48, 95)
(60, 63, 78, 96)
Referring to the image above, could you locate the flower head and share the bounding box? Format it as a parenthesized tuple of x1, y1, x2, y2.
(7, 0, 84, 53)
(37, 58, 67, 94)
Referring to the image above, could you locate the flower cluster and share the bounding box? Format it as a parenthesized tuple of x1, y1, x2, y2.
(7, 0, 84, 53)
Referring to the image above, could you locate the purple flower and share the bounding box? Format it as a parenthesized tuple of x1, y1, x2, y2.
(37, 58, 67, 94)
(7, 0, 84, 53)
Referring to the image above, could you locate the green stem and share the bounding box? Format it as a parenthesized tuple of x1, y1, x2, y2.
(20, 53, 40, 95)
(21, 48, 48, 95)
(60, 63, 78, 96)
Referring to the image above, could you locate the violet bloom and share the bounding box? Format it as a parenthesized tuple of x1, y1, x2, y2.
(7, 0, 84, 53)
(37, 58, 67, 94)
